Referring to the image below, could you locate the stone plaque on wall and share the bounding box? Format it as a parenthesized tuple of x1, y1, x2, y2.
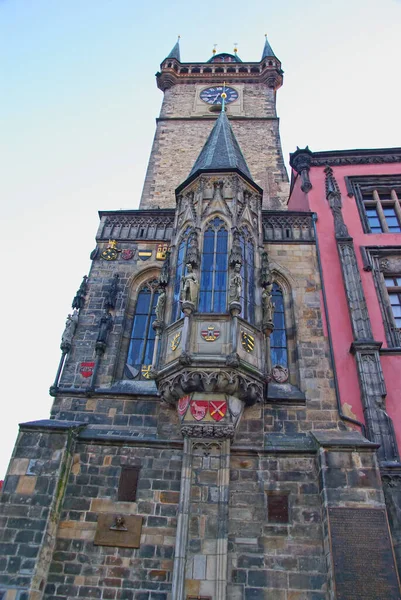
(94, 514, 142, 548)
(328, 508, 400, 600)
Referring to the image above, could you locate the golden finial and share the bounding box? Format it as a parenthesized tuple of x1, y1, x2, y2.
(213, 43, 217, 55)
(234, 42, 238, 54)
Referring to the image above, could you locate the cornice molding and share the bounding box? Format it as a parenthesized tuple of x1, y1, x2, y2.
(310, 148, 401, 167)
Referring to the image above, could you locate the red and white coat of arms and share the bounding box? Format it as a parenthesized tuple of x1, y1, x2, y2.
(80, 361, 95, 378)
(190, 400, 209, 421)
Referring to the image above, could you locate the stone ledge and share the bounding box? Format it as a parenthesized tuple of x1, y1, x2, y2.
(19, 419, 85, 431)
(267, 382, 306, 404)
(311, 430, 379, 449)
(77, 427, 184, 448)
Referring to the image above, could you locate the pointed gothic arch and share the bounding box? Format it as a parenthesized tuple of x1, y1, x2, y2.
(114, 268, 161, 381)
(268, 270, 299, 387)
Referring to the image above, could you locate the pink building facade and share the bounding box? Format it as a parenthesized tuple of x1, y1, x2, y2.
(289, 146, 401, 564)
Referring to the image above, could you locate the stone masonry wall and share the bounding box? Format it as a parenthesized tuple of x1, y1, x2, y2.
(50, 397, 181, 443)
(140, 81, 289, 210)
(139, 119, 288, 211)
(0, 425, 79, 600)
(59, 249, 163, 391)
(159, 83, 277, 119)
(43, 442, 182, 600)
(228, 451, 327, 600)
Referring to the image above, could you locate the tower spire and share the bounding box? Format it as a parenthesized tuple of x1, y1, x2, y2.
(261, 33, 276, 60)
(165, 36, 181, 62)
(177, 109, 260, 193)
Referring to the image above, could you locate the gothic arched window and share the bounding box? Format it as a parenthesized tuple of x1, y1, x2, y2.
(126, 282, 159, 378)
(239, 229, 255, 323)
(171, 228, 191, 322)
(199, 218, 228, 313)
(270, 283, 288, 367)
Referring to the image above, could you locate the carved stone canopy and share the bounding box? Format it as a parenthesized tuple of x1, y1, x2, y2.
(157, 369, 264, 407)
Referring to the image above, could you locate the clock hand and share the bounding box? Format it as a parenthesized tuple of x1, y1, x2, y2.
(213, 94, 220, 104)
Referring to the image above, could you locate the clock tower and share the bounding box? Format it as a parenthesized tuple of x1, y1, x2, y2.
(2, 36, 399, 600)
(140, 37, 289, 210)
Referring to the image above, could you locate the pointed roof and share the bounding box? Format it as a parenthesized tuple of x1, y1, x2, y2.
(165, 38, 180, 62)
(261, 34, 276, 60)
(176, 110, 262, 194)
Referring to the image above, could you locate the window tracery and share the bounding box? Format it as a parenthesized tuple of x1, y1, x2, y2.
(171, 227, 192, 322)
(199, 218, 228, 313)
(126, 280, 159, 378)
(270, 283, 288, 368)
(239, 227, 255, 323)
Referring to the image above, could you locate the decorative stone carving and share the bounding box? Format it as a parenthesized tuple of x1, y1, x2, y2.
(180, 264, 199, 305)
(352, 342, 399, 463)
(180, 423, 235, 439)
(263, 213, 314, 242)
(229, 263, 242, 303)
(158, 369, 263, 406)
(325, 166, 350, 239)
(262, 283, 275, 328)
(311, 153, 401, 167)
(271, 364, 289, 383)
(155, 289, 166, 322)
(226, 353, 240, 367)
(72, 275, 88, 310)
(105, 274, 119, 310)
(96, 312, 113, 354)
(185, 230, 200, 267)
(229, 229, 242, 267)
(379, 258, 391, 272)
(290, 146, 313, 192)
(159, 251, 171, 287)
(99, 212, 174, 242)
(90, 246, 99, 260)
(338, 242, 373, 340)
(382, 472, 401, 574)
(378, 256, 401, 274)
(260, 251, 272, 288)
(60, 310, 79, 351)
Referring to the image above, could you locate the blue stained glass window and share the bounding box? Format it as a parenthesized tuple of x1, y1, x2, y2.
(199, 218, 228, 313)
(239, 229, 255, 324)
(270, 283, 288, 367)
(171, 228, 191, 323)
(127, 285, 159, 376)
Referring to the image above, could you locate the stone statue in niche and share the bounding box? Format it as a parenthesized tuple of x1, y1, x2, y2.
(104, 274, 119, 310)
(180, 264, 199, 304)
(260, 251, 272, 288)
(72, 275, 88, 310)
(61, 310, 79, 348)
(229, 263, 242, 303)
(262, 282, 275, 325)
(97, 312, 113, 345)
(229, 229, 243, 267)
(159, 251, 171, 287)
(186, 230, 200, 267)
(155, 289, 166, 321)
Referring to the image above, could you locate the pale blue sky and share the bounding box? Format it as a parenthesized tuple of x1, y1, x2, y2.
(1, 0, 400, 477)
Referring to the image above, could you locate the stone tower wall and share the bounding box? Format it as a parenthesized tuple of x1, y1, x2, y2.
(140, 82, 289, 210)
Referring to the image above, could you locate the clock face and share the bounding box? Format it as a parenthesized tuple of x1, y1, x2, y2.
(200, 86, 238, 105)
